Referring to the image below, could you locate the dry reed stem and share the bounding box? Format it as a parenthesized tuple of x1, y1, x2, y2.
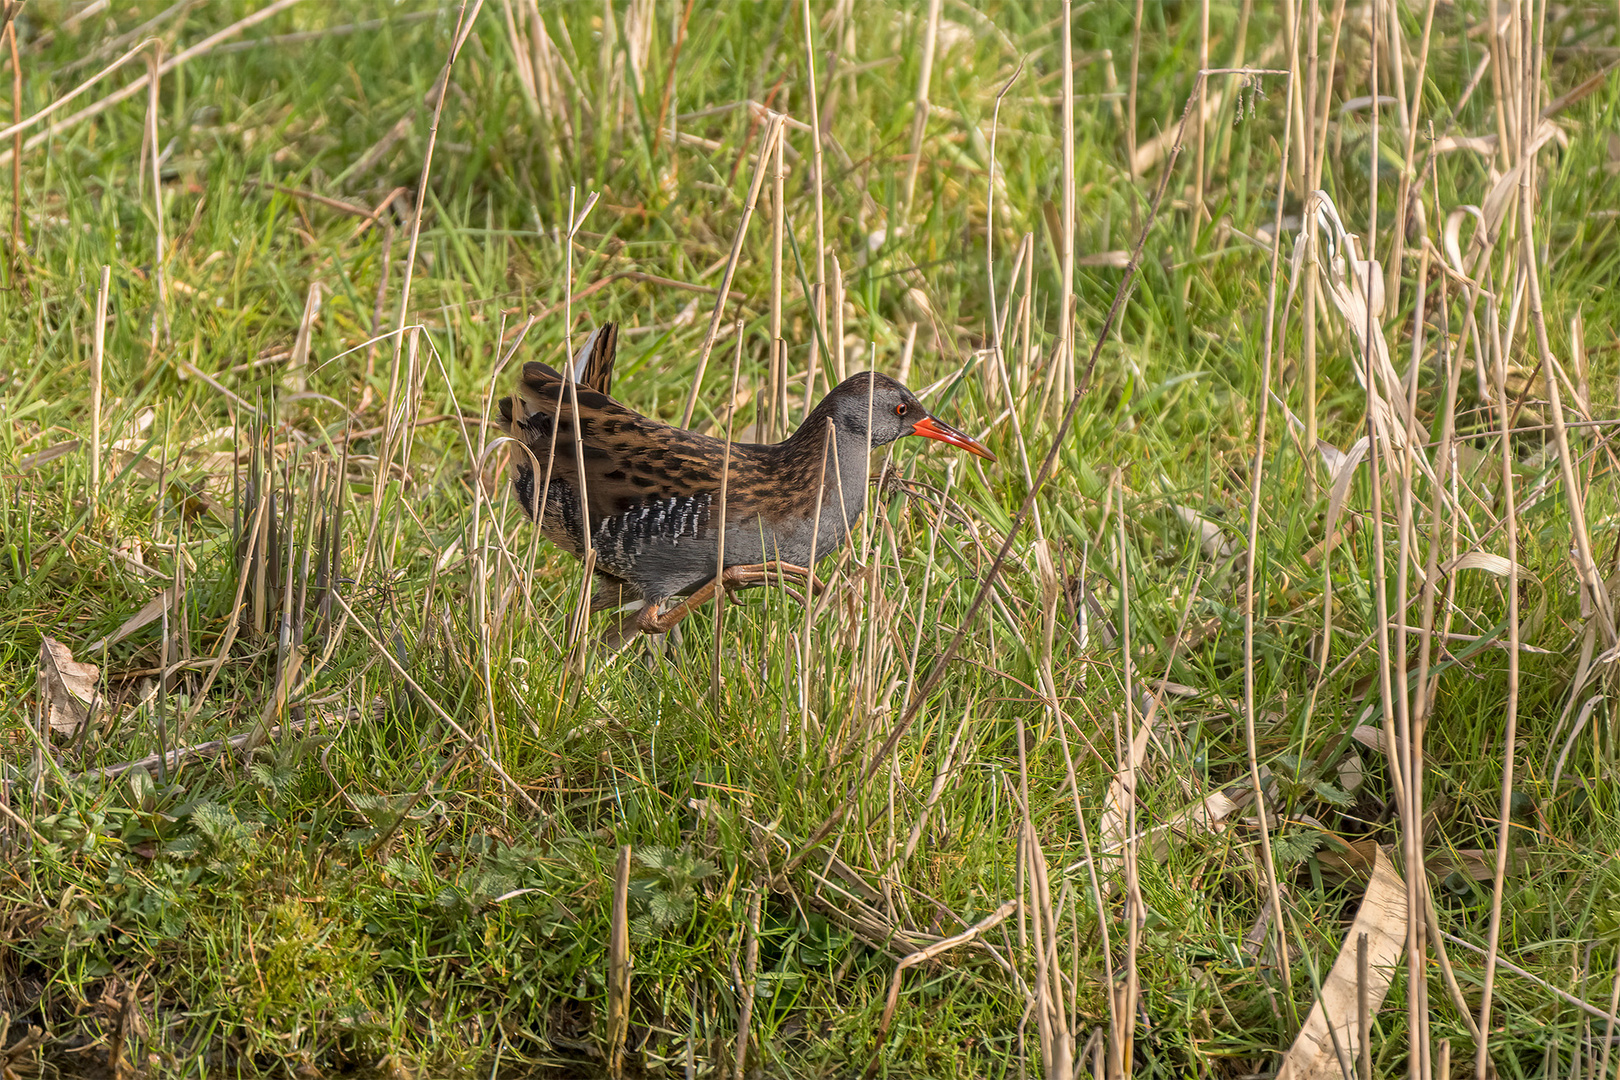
(144, 45, 169, 346)
(1394, 202, 1434, 1080)
(1301, 0, 1321, 482)
(1057, 0, 1076, 410)
(559, 189, 602, 666)
(1113, 479, 1141, 1069)
(0, 36, 153, 145)
(7, 15, 18, 264)
(1385, 0, 1440, 320)
(356, 0, 482, 593)
(830, 254, 846, 383)
(732, 887, 762, 1080)
(710, 326, 744, 708)
(768, 122, 786, 442)
(1312, 0, 1348, 185)
(1127, 0, 1142, 187)
(90, 265, 109, 510)
(1239, 43, 1304, 1024)
(1471, 214, 1523, 1080)
(794, 421, 835, 754)
(871, 898, 1016, 1060)
(1597, 954, 1620, 1080)
(902, 0, 941, 214)
(680, 114, 784, 429)
(1194, 0, 1209, 218)
(608, 844, 631, 1078)
(1476, 6, 1544, 1070)
(801, 0, 826, 385)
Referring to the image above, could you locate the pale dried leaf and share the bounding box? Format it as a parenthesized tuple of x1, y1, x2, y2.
(1427, 846, 1535, 882)
(1350, 724, 1386, 753)
(1172, 504, 1237, 560)
(38, 636, 102, 737)
(20, 439, 82, 472)
(1445, 551, 1530, 578)
(1095, 789, 1242, 865)
(90, 587, 177, 652)
(1099, 718, 1154, 854)
(1276, 846, 1407, 1080)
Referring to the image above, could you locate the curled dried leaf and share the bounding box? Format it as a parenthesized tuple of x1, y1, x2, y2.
(38, 636, 102, 738)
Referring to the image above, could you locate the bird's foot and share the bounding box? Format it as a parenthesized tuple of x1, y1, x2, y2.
(719, 561, 824, 596)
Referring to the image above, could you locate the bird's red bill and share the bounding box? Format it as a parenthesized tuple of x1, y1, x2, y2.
(911, 416, 997, 462)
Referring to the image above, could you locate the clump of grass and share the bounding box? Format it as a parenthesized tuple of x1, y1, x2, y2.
(3, 2, 1620, 1078)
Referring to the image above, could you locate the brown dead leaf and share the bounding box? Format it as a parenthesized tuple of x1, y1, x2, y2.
(1316, 836, 1380, 881)
(38, 636, 102, 738)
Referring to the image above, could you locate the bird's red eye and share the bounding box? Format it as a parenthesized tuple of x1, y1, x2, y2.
(895, 403, 908, 417)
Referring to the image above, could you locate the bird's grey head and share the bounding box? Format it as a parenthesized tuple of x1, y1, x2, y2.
(809, 372, 997, 461)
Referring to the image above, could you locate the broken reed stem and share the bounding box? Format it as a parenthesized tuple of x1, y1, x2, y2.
(681, 114, 784, 429)
(90, 265, 109, 510)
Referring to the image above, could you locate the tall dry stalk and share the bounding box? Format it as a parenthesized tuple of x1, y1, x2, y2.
(90, 265, 110, 510)
(902, 0, 941, 213)
(356, 0, 483, 591)
(1057, 0, 1076, 413)
(680, 115, 785, 428)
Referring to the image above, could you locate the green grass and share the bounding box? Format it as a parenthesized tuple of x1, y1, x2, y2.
(4, 0, 1620, 1076)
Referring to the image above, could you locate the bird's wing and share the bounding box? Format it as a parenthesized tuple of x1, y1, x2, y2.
(498, 360, 737, 533)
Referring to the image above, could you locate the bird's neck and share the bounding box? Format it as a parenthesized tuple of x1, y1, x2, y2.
(780, 413, 873, 528)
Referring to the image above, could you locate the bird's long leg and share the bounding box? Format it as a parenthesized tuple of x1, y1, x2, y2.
(633, 562, 825, 635)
